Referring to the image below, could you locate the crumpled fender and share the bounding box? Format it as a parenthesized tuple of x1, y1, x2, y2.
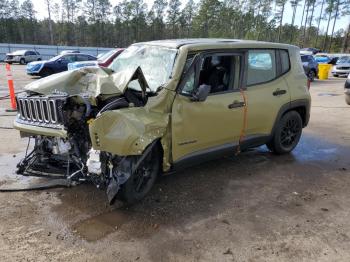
(89, 107, 169, 156)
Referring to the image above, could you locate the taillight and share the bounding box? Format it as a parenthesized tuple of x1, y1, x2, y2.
(307, 79, 311, 90)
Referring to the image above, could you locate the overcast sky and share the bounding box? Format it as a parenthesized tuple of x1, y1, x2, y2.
(26, 0, 350, 34)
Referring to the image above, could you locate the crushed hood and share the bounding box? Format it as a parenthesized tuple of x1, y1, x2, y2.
(24, 66, 148, 97)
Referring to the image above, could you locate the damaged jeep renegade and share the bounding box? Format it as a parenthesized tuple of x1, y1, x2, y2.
(14, 39, 311, 204)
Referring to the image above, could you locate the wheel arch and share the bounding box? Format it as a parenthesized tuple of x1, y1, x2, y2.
(271, 99, 310, 137)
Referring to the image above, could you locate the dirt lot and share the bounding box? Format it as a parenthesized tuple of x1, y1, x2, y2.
(0, 64, 350, 261)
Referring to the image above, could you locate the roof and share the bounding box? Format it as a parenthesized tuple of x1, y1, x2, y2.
(137, 39, 240, 48)
(136, 38, 296, 50)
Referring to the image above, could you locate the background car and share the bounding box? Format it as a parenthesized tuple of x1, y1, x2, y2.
(344, 73, 350, 104)
(301, 47, 321, 54)
(59, 50, 80, 55)
(5, 50, 41, 64)
(332, 56, 350, 77)
(68, 48, 124, 70)
(26, 53, 97, 77)
(328, 55, 339, 65)
(314, 54, 331, 64)
(301, 54, 318, 81)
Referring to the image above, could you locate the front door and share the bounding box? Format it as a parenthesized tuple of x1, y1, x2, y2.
(172, 52, 245, 162)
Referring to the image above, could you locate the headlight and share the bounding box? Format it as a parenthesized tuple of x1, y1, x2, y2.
(27, 63, 42, 71)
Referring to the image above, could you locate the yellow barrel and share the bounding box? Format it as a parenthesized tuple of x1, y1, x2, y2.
(318, 64, 332, 80)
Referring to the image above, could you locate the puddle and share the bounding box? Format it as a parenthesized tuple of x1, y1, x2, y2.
(318, 93, 341, 97)
(72, 211, 129, 242)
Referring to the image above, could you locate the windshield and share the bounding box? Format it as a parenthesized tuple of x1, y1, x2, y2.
(49, 55, 63, 61)
(337, 56, 350, 64)
(98, 50, 115, 62)
(109, 45, 177, 92)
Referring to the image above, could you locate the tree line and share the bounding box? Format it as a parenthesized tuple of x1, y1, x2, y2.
(0, 0, 349, 52)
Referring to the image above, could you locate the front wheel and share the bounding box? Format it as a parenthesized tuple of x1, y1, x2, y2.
(19, 58, 25, 65)
(345, 94, 350, 105)
(267, 111, 303, 154)
(118, 144, 161, 204)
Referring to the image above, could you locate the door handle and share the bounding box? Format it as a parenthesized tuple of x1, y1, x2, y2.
(273, 89, 287, 96)
(228, 100, 245, 109)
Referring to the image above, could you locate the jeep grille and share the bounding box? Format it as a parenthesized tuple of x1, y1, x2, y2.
(16, 95, 67, 128)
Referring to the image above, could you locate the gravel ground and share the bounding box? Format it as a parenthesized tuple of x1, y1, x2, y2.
(0, 64, 350, 261)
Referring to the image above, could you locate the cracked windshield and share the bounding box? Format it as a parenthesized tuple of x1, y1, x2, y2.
(109, 45, 177, 92)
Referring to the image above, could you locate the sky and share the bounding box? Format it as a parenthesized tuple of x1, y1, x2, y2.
(26, 0, 350, 33)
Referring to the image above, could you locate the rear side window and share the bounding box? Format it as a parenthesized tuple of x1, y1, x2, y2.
(247, 50, 276, 86)
(63, 55, 76, 62)
(76, 55, 89, 61)
(280, 50, 290, 74)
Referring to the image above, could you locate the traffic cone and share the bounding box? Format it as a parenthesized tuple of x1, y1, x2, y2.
(5, 63, 17, 112)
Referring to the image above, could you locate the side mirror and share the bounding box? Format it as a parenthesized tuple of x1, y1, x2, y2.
(191, 84, 211, 102)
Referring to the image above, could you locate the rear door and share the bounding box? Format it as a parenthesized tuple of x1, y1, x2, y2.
(243, 49, 291, 138)
(172, 51, 245, 162)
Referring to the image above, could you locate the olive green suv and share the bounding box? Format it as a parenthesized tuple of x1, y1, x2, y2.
(14, 39, 311, 204)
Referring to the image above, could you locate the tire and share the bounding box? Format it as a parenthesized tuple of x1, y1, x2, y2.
(119, 144, 161, 204)
(307, 70, 316, 82)
(37, 58, 41, 61)
(267, 111, 303, 154)
(39, 68, 53, 78)
(333, 74, 339, 77)
(345, 94, 350, 105)
(19, 58, 25, 65)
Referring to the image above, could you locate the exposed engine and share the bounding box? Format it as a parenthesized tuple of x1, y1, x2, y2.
(15, 88, 149, 203)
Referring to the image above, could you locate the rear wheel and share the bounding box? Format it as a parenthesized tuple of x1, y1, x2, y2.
(345, 94, 350, 105)
(119, 144, 161, 204)
(307, 70, 316, 82)
(267, 111, 303, 154)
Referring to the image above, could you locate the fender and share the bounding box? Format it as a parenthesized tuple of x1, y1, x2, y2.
(89, 107, 169, 156)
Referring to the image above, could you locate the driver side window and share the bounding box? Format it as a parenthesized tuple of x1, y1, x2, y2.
(180, 54, 241, 96)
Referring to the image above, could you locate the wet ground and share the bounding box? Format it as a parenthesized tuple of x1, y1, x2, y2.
(0, 64, 350, 261)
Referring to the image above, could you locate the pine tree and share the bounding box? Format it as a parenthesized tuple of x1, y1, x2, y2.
(167, 0, 181, 38)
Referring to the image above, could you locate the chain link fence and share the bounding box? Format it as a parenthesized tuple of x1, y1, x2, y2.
(0, 43, 114, 61)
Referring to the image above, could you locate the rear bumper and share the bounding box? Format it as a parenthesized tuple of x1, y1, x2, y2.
(5, 59, 19, 63)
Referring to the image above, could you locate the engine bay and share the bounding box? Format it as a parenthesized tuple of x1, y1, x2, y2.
(15, 86, 150, 203)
